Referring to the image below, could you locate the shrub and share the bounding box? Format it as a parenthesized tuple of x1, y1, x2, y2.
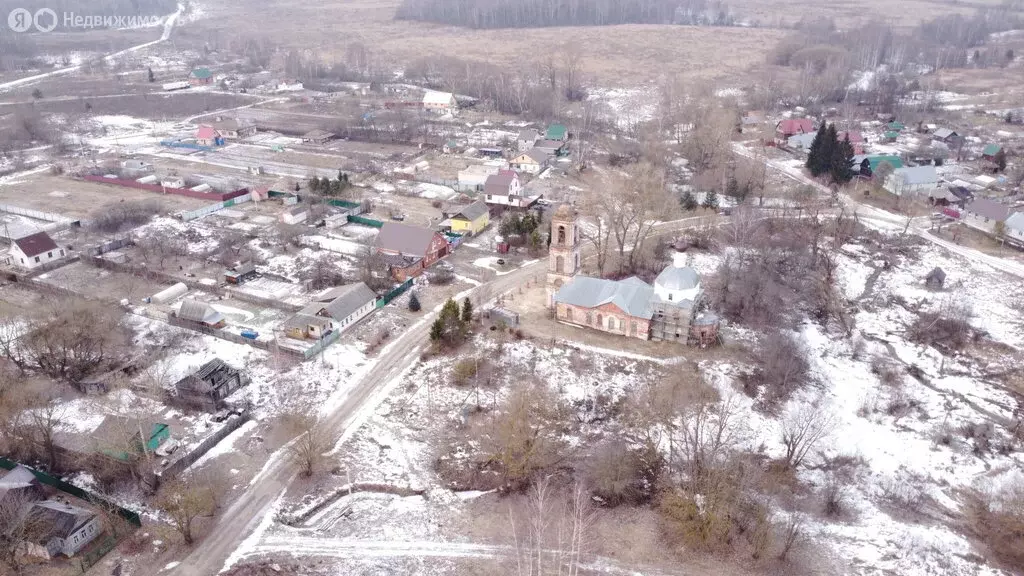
(408, 292, 421, 312)
(451, 358, 480, 386)
(584, 440, 662, 507)
(966, 479, 1024, 570)
(429, 265, 455, 285)
(909, 301, 975, 350)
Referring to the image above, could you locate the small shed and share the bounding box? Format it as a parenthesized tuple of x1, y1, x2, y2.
(690, 312, 721, 347)
(486, 306, 520, 328)
(925, 267, 946, 290)
(174, 358, 249, 412)
(224, 261, 257, 284)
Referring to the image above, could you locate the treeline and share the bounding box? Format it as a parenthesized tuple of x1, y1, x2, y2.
(395, 0, 739, 28)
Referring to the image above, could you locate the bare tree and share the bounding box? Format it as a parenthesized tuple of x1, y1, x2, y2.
(156, 476, 217, 545)
(284, 413, 332, 478)
(22, 297, 132, 384)
(780, 402, 835, 469)
(0, 489, 46, 574)
(675, 391, 742, 481)
(29, 400, 66, 471)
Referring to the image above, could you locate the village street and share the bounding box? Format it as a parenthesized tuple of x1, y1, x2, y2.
(170, 214, 714, 575)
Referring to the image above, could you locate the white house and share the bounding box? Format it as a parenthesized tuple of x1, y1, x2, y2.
(1004, 212, 1024, 242)
(517, 129, 540, 152)
(962, 198, 1016, 235)
(423, 91, 457, 112)
(281, 283, 377, 341)
(22, 500, 102, 559)
(6, 231, 65, 269)
(279, 204, 308, 225)
(884, 165, 939, 197)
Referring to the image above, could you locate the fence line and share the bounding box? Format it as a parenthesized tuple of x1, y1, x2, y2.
(0, 457, 142, 527)
(161, 412, 252, 479)
(377, 278, 413, 308)
(167, 315, 272, 350)
(79, 175, 249, 202)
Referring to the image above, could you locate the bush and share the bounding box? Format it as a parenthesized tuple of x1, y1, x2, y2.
(408, 292, 421, 312)
(746, 331, 811, 407)
(585, 440, 662, 506)
(428, 265, 455, 285)
(89, 200, 162, 233)
(909, 301, 975, 350)
(451, 358, 480, 386)
(966, 480, 1024, 570)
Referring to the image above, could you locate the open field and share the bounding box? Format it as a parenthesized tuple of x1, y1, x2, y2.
(731, 0, 1005, 28)
(181, 0, 786, 86)
(0, 173, 208, 219)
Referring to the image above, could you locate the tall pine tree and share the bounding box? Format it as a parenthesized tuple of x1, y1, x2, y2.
(829, 134, 856, 184)
(805, 123, 828, 176)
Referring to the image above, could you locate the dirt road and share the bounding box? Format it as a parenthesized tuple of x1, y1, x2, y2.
(170, 215, 710, 575)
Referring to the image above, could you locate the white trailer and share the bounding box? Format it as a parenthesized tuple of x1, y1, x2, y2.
(162, 81, 190, 91)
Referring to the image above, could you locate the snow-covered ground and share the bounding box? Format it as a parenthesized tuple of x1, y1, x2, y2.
(587, 86, 659, 131)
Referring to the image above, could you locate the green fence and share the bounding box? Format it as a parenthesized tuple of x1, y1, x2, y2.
(328, 199, 362, 210)
(0, 457, 142, 527)
(78, 535, 119, 573)
(377, 279, 413, 308)
(348, 214, 384, 228)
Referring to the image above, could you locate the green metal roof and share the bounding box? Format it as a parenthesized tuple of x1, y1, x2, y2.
(983, 144, 1002, 156)
(887, 122, 905, 131)
(871, 156, 903, 170)
(884, 131, 900, 139)
(191, 68, 212, 79)
(546, 123, 567, 140)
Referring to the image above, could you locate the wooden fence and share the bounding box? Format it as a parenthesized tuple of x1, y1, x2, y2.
(161, 412, 252, 479)
(167, 315, 272, 350)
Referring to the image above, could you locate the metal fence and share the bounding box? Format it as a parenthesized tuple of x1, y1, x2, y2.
(161, 412, 252, 479)
(167, 315, 272, 350)
(348, 214, 384, 228)
(376, 279, 413, 309)
(0, 457, 142, 527)
(302, 329, 342, 360)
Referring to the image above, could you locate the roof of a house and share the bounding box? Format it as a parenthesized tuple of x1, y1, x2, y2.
(378, 253, 422, 268)
(554, 276, 654, 319)
(302, 282, 376, 321)
(177, 299, 225, 325)
(888, 121, 905, 130)
(451, 200, 489, 222)
(191, 68, 212, 79)
(210, 118, 248, 131)
(884, 131, 900, 139)
(423, 91, 456, 105)
(966, 198, 1014, 221)
(546, 124, 567, 139)
(855, 155, 904, 171)
(89, 415, 168, 456)
(285, 203, 308, 215)
(788, 132, 816, 148)
(1005, 211, 1024, 231)
(484, 172, 517, 195)
(948, 186, 974, 200)
(522, 148, 552, 164)
(838, 130, 864, 143)
(0, 465, 37, 488)
(23, 500, 96, 543)
(281, 312, 333, 332)
(933, 128, 957, 140)
(777, 118, 814, 134)
(302, 129, 335, 140)
(375, 222, 439, 256)
(892, 165, 938, 186)
(533, 139, 565, 151)
(983, 144, 1003, 156)
(13, 231, 58, 258)
(518, 129, 539, 141)
(196, 125, 220, 139)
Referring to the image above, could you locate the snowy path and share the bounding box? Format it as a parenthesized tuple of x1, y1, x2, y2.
(0, 2, 184, 94)
(242, 535, 683, 576)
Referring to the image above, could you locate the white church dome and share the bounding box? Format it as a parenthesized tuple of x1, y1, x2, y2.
(653, 264, 701, 304)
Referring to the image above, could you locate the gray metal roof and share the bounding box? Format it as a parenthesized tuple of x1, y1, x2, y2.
(319, 282, 376, 320)
(554, 276, 654, 319)
(177, 299, 225, 325)
(484, 172, 516, 196)
(965, 198, 1013, 221)
(655, 266, 700, 292)
(375, 222, 438, 256)
(788, 132, 817, 149)
(25, 500, 96, 541)
(933, 128, 957, 140)
(1006, 212, 1024, 232)
(452, 200, 488, 222)
(524, 148, 552, 164)
(893, 165, 938, 186)
(282, 312, 333, 331)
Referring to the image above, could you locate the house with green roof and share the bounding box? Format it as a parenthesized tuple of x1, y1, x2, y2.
(546, 123, 568, 142)
(887, 121, 905, 132)
(982, 144, 1003, 161)
(883, 131, 899, 142)
(189, 68, 213, 86)
(854, 155, 904, 173)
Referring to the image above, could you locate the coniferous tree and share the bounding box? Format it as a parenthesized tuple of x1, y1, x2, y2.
(681, 190, 698, 211)
(806, 123, 828, 176)
(408, 292, 421, 312)
(702, 189, 719, 210)
(829, 134, 856, 184)
(461, 297, 473, 323)
(147, 67, 155, 83)
(821, 124, 838, 179)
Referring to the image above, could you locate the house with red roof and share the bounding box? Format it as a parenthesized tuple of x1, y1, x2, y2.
(775, 118, 815, 145)
(195, 125, 223, 147)
(5, 231, 65, 269)
(838, 131, 865, 155)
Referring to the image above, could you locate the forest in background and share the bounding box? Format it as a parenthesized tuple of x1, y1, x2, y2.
(395, 0, 740, 28)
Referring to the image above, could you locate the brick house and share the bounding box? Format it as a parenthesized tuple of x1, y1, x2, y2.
(374, 222, 450, 280)
(189, 68, 213, 86)
(5, 231, 65, 269)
